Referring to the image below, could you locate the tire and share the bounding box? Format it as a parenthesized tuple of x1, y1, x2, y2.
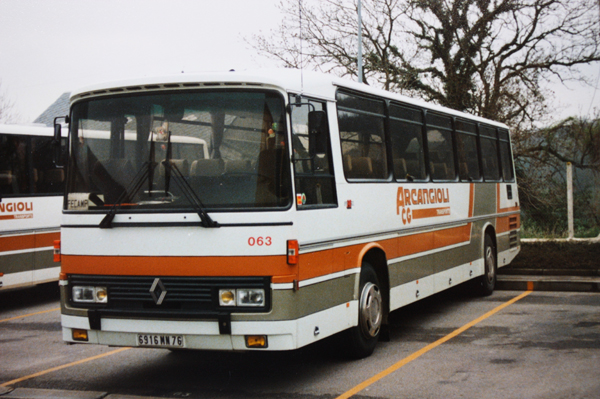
(475, 234, 497, 296)
(345, 263, 383, 359)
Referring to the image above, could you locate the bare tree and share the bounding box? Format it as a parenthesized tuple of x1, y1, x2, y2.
(516, 116, 600, 171)
(0, 80, 21, 124)
(515, 115, 600, 233)
(252, 0, 600, 128)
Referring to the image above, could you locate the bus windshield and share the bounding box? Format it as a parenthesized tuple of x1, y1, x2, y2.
(66, 90, 291, 212)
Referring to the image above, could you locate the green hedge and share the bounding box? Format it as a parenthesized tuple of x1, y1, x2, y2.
(502, 239, 600, 275)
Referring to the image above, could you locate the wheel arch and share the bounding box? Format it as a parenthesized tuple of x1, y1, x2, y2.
(356, 244, 390, 323)
(482, 223, 497, 256)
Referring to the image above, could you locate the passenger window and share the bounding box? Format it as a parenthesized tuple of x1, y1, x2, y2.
(290, 95, 337, 207)
(426, 113, 456, 181)
(389, 104, 426, 181)
(499, 129, 514, 182)
(0, 134, 31, 196)
(337, 91, 388, 180)
(32, 136, 66, 194)
(480, 126, 501, 181)
(455, 120, 481, 181)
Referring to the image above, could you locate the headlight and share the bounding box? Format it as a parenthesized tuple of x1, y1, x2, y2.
(237, 289, 265, 307)
(72, 286, 108, 303)
(219, 288, 265, 307)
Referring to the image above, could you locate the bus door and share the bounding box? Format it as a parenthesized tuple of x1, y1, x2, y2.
(289, 95, 337, 281)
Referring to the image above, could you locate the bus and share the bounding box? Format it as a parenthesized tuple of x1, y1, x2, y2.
(57, 69, 520, 358)
(0, 124, 65, 290)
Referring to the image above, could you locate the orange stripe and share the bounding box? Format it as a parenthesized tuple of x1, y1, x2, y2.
(0, 232, 60, 253)
(35, 232, 61, 247)
(63, 224, 471, 284)
(412, 207, 451, 219)
(62, 254, 300, 283)
(468, 183, 474, 218)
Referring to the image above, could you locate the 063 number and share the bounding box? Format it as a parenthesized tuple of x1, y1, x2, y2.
(248, 236, 272, 246)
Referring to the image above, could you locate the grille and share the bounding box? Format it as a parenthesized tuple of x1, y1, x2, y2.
(509, 231, 518, 249)
(68, 274, 271, 317)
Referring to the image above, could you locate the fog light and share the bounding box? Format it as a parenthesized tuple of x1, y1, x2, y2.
(245, 335, 268, 348)
(95, 287, 108, 303)
(219, 289, 235, 306)
(72, 329, 88, 341)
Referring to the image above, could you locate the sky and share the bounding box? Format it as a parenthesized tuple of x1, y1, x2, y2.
(0, 0, 282, 122)
(0, 0, 598, 124)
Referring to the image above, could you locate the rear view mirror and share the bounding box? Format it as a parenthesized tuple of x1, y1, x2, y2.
(53, 116, 68, 167)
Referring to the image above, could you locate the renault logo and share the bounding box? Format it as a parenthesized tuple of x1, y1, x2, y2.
(149, 278, 167, 305)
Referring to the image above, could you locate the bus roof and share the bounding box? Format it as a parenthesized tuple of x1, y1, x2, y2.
(0, 123, 57, 137)
(70, 69, 509, 130)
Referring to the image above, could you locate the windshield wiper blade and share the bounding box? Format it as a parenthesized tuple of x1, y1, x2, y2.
(99, 161, 155, 228)
(163, 161, 218, 228)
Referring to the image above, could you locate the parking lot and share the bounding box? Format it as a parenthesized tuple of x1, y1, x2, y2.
(1, 283, 599, 399)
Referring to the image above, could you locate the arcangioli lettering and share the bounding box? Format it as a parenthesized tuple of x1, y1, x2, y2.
(0, 202, 33, 213)
(396, 187, 449, 214)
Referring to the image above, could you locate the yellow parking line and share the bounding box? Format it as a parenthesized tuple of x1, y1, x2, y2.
(336, 289, 533, 399)
(0, 307, 60, 323)
(0, 347, 131, 387)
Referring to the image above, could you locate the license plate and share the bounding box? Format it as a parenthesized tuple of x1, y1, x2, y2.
(136, 334, 185, 348)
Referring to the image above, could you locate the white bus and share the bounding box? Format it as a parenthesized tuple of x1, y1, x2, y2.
(58, 69, 520, 358)
(0, 124, 65, 290)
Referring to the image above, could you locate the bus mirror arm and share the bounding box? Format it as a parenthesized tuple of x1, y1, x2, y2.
(53, 116, 69, 167)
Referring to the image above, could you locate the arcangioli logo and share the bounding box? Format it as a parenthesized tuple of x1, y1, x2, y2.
(0, 201, 34, 220)
(396, 187, 451, 225)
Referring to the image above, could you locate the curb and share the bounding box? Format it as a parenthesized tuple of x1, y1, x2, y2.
(497, 275, 600, 292)
(499, 268, 600, 277)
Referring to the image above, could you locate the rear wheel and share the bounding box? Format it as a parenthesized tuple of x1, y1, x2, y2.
(476, 234, 497, 296)
(345, 263, 383, 359)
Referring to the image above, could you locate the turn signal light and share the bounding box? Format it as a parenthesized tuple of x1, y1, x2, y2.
(287, 240, 299, 265)
(72, 329, 88, 341)
(53, 240, 61, 262)
(245, 335, 268, 348)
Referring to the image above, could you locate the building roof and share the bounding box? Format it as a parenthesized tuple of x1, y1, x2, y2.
(34, 92, 70, 126)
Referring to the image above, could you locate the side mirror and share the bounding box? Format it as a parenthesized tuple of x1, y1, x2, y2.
(53, 116, 68, 166)
(308, 110, 329, 155)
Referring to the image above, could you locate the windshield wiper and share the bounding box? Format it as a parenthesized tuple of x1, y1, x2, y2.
(162, 127, 218, 228)
(100, 139, 218, 228)
(99, 161, 156, 228)
(161, 161, 218, 228)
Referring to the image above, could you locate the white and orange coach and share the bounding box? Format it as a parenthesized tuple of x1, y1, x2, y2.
(1, 123, 65, 290)
(57, 69, 520, 358)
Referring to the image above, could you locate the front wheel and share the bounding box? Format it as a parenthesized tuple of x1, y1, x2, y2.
(345, 263, 383, 359)
(475, 234, 497, 296)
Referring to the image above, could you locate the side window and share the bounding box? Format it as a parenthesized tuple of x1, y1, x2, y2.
(455, 120, 481, 181)
(337, 91, 388, 180)
(0, 134, 31, 196)
(290, 95, 337, 208)
(32, 136, 66, 194)
(389, 104, 426, 181)
(426, 113, 456, 181)
(498, 129, 514, 182)
(480, 126, 501, 181)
